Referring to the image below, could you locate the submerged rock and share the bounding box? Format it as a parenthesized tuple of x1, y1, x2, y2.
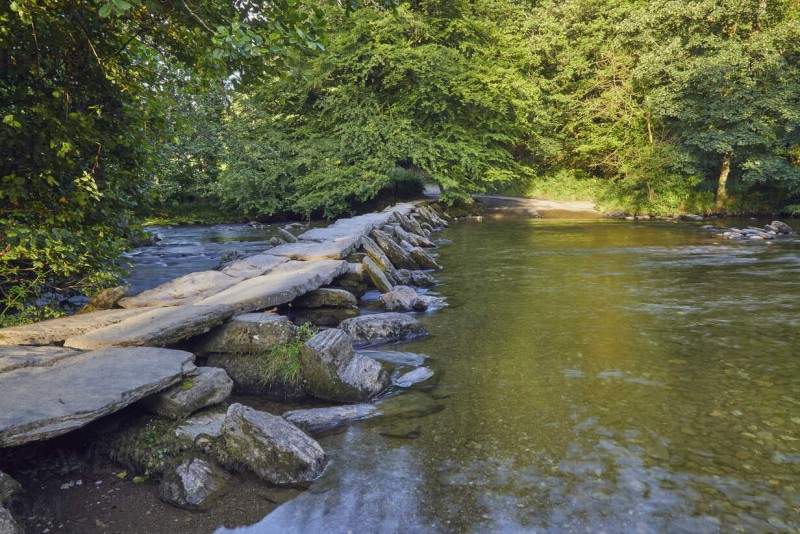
(283, 404, 378, 437)
(140, 366, 233, 419)
(767, 220, 795, 235)
(300, 329, 390, 402)
(277, 228, 299, 243)
(395, 367, 434, 388)
(159, 458, 232, 510)
(221, 404, 327, 485)
(339, 313, 428, 345)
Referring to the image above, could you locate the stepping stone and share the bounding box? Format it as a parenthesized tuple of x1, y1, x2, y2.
(0, 346, 81, 373)
(0, 347, 195, 447)
(119, 270, 243, 308)
(195, 260, 348, 313)
(0, 308, 151, 346)
(221, 254, 290, 279)
(267, 240, 358, 261)
(63, 305, 235, 350)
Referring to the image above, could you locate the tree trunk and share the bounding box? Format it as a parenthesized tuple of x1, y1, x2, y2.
(715, 153, 731, 212)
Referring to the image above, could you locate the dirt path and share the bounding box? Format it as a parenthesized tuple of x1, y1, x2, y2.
(474, 195, 599, 218)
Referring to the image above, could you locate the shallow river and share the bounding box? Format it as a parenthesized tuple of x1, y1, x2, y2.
(137, 217, 800, 533)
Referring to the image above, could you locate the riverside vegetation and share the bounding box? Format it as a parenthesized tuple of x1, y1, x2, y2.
(2, 2, 799, 318)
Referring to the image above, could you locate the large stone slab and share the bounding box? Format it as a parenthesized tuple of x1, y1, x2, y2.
(119, 270, 242, 308)
(0, 347, 195, 447)
(0, 346, 81, 373)
(63, 305, 235, 350)
(195, 260, 348, 313)
(266, 240, 358, 261)
(0, 308, 151, 346)
(298, 212, 398, 242)
(140, 366, 233, 419)
(221, 253, 290, 279)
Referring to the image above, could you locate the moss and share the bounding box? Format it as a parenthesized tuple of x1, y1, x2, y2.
(180, 379, 194, 391)
(256, 323, 316, 387)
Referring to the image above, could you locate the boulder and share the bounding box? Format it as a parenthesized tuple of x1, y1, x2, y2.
(283, 404, 378, 437)
(175, 412, 226, 443)
(768, 220, 795, 234)
(395, 367, 434, 387)
(329, 281, 369, 299)
(118, 271, 242, 308)
(215, 250, 247, 270)
(410, 247, 442, 270)
(193, 312, 297, 354)
(394, 211, 425, 236)
(395, 226, 435, 248)
(0, 471, 20, 504)
(203, 353, 305, 400)
(78, 286, 128, 313)
(362, 257, 393, 294)
(159, 458, 231, 510)
(300, 329, 390, 402)
(339, 313, 428, 345)
(370, 229, 418, 270)
(140, 366, 233, 419)
(292, 307, 359, 327)
(411, 271, 437, 288)
(359, 235, 396, 274)
(64, 304, 236, 350)
(270, 236, 285, 246)
(0, 347, 195, 447)
(293, 288, 357, 309)
(380, 286, 428, 312)
(277, 228, 299, 243)
(0, 505, 21, 534)
(221, 403, 326, 485)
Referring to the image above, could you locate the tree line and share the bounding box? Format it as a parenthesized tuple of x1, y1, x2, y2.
(2, 0, 799, 323)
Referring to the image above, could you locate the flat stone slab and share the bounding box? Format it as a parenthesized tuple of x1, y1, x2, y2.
(221, 253, 289, 279)
(283, 404, 378, 437)
(0, 308, 152, 346)
(0, 347, 195, 447)
(298, 213, 396, 243)
(0, 346, 82, 374)
(119, 271, 242, 308)
(63, 305, 235, 350)
(195, 260, 348, 313)
(266, 240, 358, 261)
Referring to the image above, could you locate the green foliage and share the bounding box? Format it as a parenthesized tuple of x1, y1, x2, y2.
(257, 323, 316, 387)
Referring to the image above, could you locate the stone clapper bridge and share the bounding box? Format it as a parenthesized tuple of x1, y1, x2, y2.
(0, 202, 449, 510)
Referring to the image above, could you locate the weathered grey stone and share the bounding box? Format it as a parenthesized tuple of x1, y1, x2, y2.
(395, 367, 434, 387)
(221, 403, 326, 485)
(395, 226, 435, 248)
(362, 257, 393, 294)
(411, 271, 437, 288)
(300, 329, 390, 402)
(769, 220, 795, 234)
(0, 347, 195, 447)
(0, 505, 21, 534)
(339, 313, 428, 345)
(299, 210, 405, 243)
(329, 281, 369, 299)
(293, 288, 357, 309)
(159, 458, 231, 510)
(277, 228, 299, 243)
(360, 235, 396, 274)
(78, 286, 128, 313)
(175, 412, 226, 442)
(293, 307, 359, 327)
(0, 307, 151, 346)
(380, 286, 428, 312)
(119, 271, 242, 308)
(394, 211, 425, 236)
(195, 260, 349, 313)
(64, 304, 235, 350)
(270, 236, 285, 246)
(399, 239, 415, 252)
(283, 404, 378, 437)
(0, 471, 20, 505)
(215, 250, 247, 270)
(193, 313, 297, 354)
(370, 229, 418, 270)
(0, 345, 81, 374)
(220, 253, 290, 279)
(334, 263, 366, 285)
(140, 367, 233, 419)
(410, 247, 442, 270)
(267, 240, 358, 261)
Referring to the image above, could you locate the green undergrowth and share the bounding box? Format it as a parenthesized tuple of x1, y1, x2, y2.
(257, 323, 316, 387)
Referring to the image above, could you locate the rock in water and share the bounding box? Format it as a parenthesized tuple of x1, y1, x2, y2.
(283, 404, 378, 437)
(380, 286, 438, 312)
(159, 458, 232, 510)
(293, 288, 357, 309)
(277, 228, 299, 243)
(292, 307, 359, 327)
(300, 329, 390, 402)
(193, 312, 297, 354)
(410, 247, 441, 270)
(221, 404, 326, 485)
(768, 220, 795, 234)
(395, 367, 434, 387)
(140, 366, 233, 419)
(339, 313, 428, 344)
(369, 229, 419, 270)
(359, 235, 396, 275)
(411, 271, 436, 287)
(362, 257, 394, 294)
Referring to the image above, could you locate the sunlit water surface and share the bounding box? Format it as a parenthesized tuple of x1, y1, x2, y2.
(138, 218, 800, 534)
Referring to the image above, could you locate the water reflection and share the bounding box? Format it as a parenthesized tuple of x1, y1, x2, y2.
(220, 218, 799, 533)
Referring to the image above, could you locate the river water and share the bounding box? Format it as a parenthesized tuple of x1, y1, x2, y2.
(130, 217, 800, 533)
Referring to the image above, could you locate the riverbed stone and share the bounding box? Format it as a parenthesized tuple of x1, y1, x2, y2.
(221, 403, 327, 485)
(395, 226, 435, 248)
(119, 271, 243, 308)
(220, 253, 290, 279)
(0, 347, 195, 447)
(394, 211, 426, 237)
(0, 307, 152, 346)
(140, 366, 233, 419)
(283, 404, 378, 437)
(395, 367, 434, 387)
(193, 312, 298, 354)
(360, 235, 396, 274)
(292, 307, 359, 327)
(338, 313, 428, 345)
(300, 329, 390, 402)
(768, 220, 794, 234)
(195, 260, 349, 313)
(277, 228, 299, 243)
(64, 304, 235, 350)
(293, 288, 357, 309)
(370, 229, 419, 270)
(411, 271, 437, 287)
(175, 412, 226, 442)
(380, 286, 429, 312)
(363, 257, 394, 294)
(410, 247, 442, 270)
(78, 286, 128, 313)
(159, 458, 232, 510)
